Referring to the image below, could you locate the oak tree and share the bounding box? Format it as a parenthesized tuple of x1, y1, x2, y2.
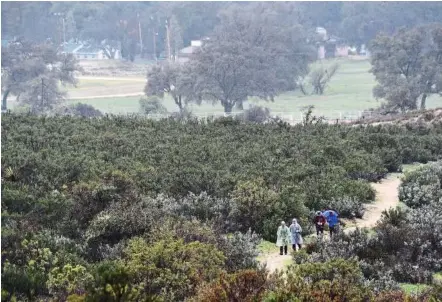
(145, 62, 200, 113)
(1, 39, 81, 113)
(370, 25, 442, 112)
(190, 4, 314, 113)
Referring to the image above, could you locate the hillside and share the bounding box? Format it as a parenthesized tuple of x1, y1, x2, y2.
(2, 113, 442, 300)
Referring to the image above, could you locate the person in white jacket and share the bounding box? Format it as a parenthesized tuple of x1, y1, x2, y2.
(276, 221, 291, 255)
(289, 218, 303, 251)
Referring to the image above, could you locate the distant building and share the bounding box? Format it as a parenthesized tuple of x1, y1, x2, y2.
(315, 27, 349, 59)
(359, 44, 370, 57)
(177, 39, 207, 63)
(61, 41, 121, 60)
(316, 27, 327, 40)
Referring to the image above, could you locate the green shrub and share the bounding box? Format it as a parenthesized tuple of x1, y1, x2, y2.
(150, 219, 261, 273)
(230, 178, 279, 236)
(58, 103, 103, 118)
(239, 105, 271, 123)
(47, 264, 93, 300)
(216, 230, 261, 273)
(139, 96, 168, 115)
(162, 192, 235, 232)
(1, 239, 59, 300)
(190, 269, 268, 302)
(399, 161, 442, 208)
(263, 258, 373, 301)
(123, 237, 225, 301)
(86, 260, 142, 302)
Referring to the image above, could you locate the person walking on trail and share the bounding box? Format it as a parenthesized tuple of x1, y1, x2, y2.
(324, 210, 339, 239)
(276, 221, 291, 255)
(289, 218, 303, 251)
(313, 211, 326, 237)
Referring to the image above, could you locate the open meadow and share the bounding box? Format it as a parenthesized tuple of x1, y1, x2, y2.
(66, 58, 442, 118)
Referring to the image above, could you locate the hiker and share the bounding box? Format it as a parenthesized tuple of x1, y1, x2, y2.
(324, 210, 339, 239)
(276, 221, 291, 255)
(289, 218, 303, 251)
(313, 211, 326, 236)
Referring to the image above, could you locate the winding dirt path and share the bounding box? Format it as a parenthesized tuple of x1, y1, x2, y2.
(262, 254, 292, 273)
(259, 173, 402, 273)
(353, 174, 401, 228)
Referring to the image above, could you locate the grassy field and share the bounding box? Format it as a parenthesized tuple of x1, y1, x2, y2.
(400, 283, 431, 295)
(434, 272, 442, 284)
(258, 240, 278, 255)
(64, 58, 439, 117)
(402, 162, 431, 174)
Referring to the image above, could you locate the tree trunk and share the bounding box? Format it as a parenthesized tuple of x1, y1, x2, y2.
(299, 83, 308, 95)
(174, 95, 183, 113)
(2, 90, 10, 112)
(223, 101, 234, 114)
(102, 46, 117, 59)
(421, 93, 427, 110)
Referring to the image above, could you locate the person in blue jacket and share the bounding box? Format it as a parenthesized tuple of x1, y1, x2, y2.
(324, 210, 339, 239)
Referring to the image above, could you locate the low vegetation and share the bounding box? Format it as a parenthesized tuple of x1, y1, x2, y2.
(2, 113, 442, 300)
(399, 161, 442, 208)
(2, 2, 442, 301)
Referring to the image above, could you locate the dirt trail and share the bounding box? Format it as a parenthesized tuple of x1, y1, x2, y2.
(259, 174, 402, 273)
(67, 92, 144, 100)
(262, 254, 292, 273)
(65, 76, 145, 100)
(77, 76, 145, 82)
(351, 174, 401, 229)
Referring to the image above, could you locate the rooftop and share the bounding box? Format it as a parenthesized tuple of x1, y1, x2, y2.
(62, 41, 102, 54)
(179, 46, 200, 55)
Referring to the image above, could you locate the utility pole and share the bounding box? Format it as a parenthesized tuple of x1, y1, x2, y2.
(151, 16, 157, 62)
(153, 31, 157, 62)
(62, 17, 66, 45)
(165, 18, 171, 61)
(137, 13, 143, 58)
(54, 13, 66, 45)
(41, 78, 44, 110)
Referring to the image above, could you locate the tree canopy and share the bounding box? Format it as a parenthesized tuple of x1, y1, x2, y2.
(145, 62, 200, 113)
(3, 1, 442, 60)
(370, 24, 442, 112)
(189, 4, 315, 113)
(1, 39, 81, 113)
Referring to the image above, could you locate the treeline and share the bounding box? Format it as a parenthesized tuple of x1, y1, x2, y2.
(2, 114, 442, 300)
(2, 2, 441, 115)
(2, 2, 442, 60)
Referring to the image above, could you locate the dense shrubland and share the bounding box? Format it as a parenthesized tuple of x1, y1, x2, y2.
(296, 204, 442, 291)
(2, 113, 442, 301)
(292, 161, 442, 295)
(303, 202, 442, 284)
(191, 259, 442, 302)
(399, 161, 442, 208)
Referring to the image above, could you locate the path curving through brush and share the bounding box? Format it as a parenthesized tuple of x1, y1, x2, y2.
(259, 173, 402, 273)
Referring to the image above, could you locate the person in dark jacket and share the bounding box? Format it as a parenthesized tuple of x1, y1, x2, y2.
(324, 210, 339, 239)
(313, 211, 326, 236)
